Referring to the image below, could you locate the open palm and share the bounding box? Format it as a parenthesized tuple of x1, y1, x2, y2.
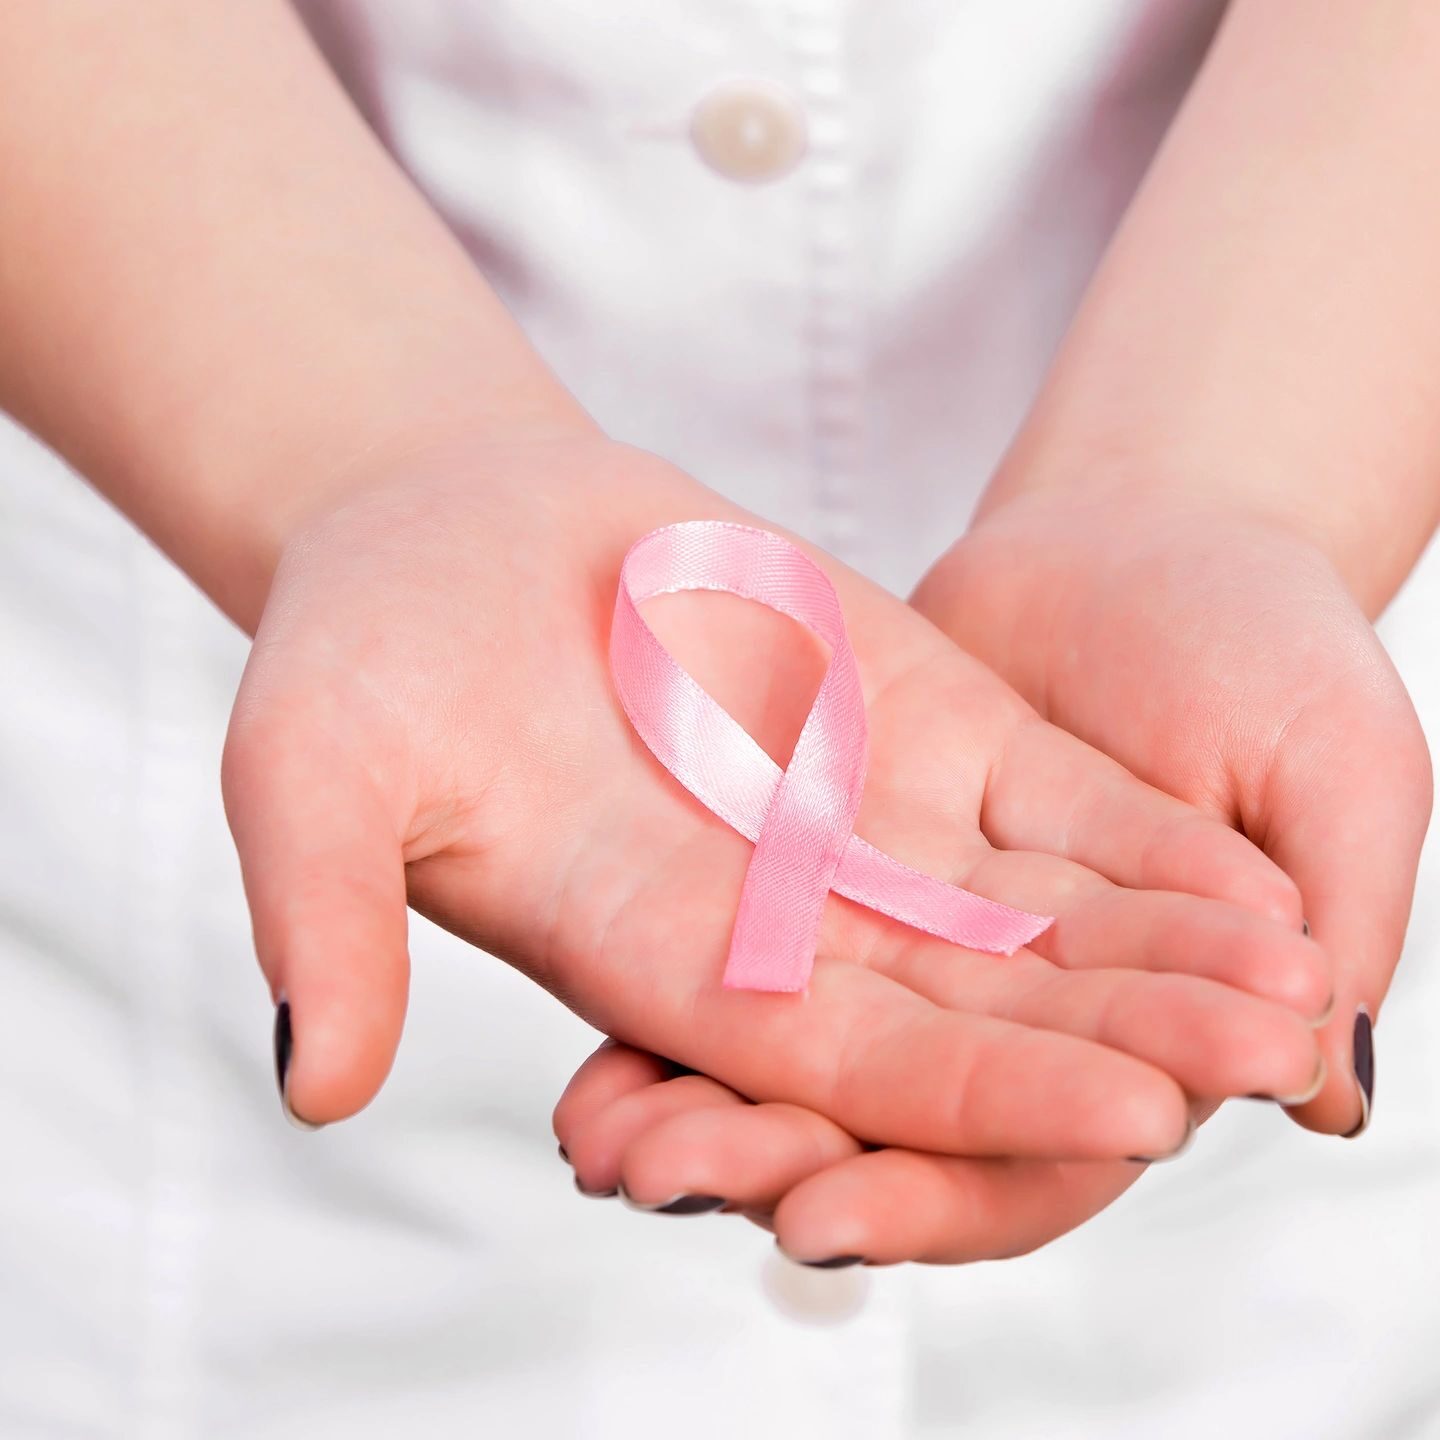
(553, 488, 1429, 1265)
(226, 439, 1327, 1163)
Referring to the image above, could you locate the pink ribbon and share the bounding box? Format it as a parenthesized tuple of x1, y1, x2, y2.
(611, 521, 1053, 992)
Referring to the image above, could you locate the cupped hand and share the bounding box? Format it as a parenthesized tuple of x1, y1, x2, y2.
(224, 436, 1327, 1159)
(913, 487, 1433, 1136)
(549, 486, 1430, 1267)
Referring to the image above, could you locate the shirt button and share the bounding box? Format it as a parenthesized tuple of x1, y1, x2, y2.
(760, 1249, 870, 1324)
(690, 79, 809, 184)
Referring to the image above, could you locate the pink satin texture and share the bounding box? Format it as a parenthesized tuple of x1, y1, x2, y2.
(610, 521, 1054, 992)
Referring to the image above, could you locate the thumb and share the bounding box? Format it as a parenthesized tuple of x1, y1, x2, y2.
(1258, 674, 1432, 1137)
(223, 704, 411, 1128)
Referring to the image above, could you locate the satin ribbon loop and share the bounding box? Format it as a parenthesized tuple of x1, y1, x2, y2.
(611, 521, 1052, 992)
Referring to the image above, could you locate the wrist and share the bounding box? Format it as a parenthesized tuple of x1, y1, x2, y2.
(976, 417, 1402, 618)
(167, 351, 595, 634)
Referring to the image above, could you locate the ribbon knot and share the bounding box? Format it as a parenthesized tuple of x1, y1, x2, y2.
(611, 521, 1051, 992)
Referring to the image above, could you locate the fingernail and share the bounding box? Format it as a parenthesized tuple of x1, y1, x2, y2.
(274, 998, 323, 1132)
(1265, 1055, 1328, 1107)
(1343, 1006, 1375, 1139)
(1308, 989, 1336, 1029)
(1127, 1115, 1195, 1165)
(557, 1143, 570, 1164)
(574, 1175, 619, 1199)
(1301, 918, 1310, 937)
(798, 1254, 866, 1269)
(618, 1183, 726, 1215)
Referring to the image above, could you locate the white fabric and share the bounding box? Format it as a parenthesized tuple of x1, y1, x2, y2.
(1, 2, 1436, 1436)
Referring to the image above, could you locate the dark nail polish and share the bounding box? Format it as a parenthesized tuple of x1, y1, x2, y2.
(654, 1195, 727, 1216)
(618, 1183, 726, 1215)
(799, 1255, 865, 1269)
(273, 998, 322, 1132)
(1126, 1115, 1196, 1165)
(557, 1143, 570, 1164)
(1301, 918, 1311, 937)
(574, 1175, 619, 1199)
(1343, 1007, 1375, 1138)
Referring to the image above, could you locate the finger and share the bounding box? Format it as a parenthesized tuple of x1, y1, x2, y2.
(982, 719, 1304, 926)
(563, 1073, 747, 1196)
(875, 940, 1326, 1105)
(1258, 683, 1433, 1134)
(552, 1039, 675, 1157)
(418, 810, 1192, 1158)
(223, 704, 409, 1126)
(773, 1148, 1145, 1267)
(667, 962, 1194, 1161)
(948, 847, 1332, 1020)
(618, 1102, 862, 1211)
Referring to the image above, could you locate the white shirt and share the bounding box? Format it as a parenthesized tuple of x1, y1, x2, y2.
(2, 3, 1436, 1436)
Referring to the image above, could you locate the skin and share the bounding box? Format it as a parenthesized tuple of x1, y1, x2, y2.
(0, 0, 1428, 1266)
(554, 0, 1438, 1263)
(232, 435, 1329, 1153)
(0, 2, 1337, 1163)
(554, 502, 1428, 1263)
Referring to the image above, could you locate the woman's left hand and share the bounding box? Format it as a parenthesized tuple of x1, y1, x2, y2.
(552, 489, 1434, 1266)
(553, 1036, 1168, 1266)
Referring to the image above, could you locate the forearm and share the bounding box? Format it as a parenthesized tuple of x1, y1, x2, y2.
(0, 0, 589, 629)
(981, 0, 1440, 617)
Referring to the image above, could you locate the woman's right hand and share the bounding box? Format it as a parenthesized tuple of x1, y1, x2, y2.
(224, 430, 1328, 1160)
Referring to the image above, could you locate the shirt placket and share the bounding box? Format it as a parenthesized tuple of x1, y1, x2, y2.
(786, 0, 865, 570)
